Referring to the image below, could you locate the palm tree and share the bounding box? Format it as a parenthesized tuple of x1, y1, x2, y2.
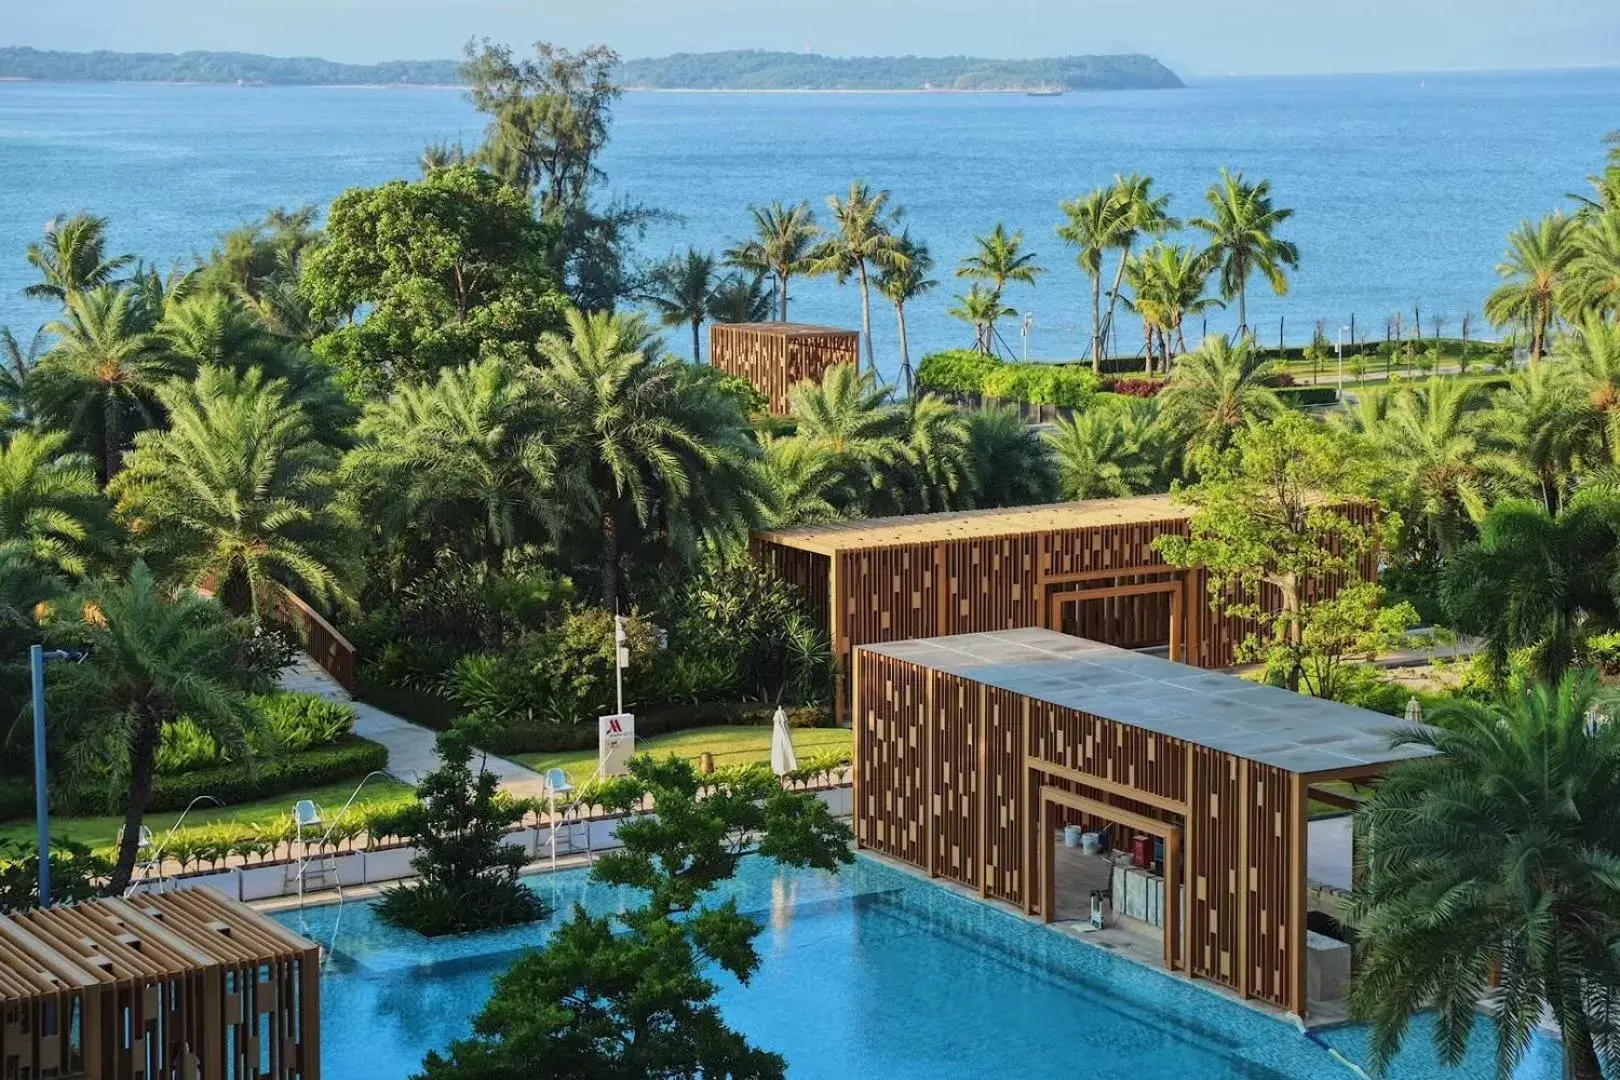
(50, 562, 260, 894)
(344, 359, 560, 572)
(30, 286, 188, 483)
(875, 233, 937, 395)
(1190, 169, 1298, 333)
(1057, 187, 1123, 373)
(1375, 378, 1505, 559)
(787, 364, 909, 518)
(1350, 670, 1620, 1080)
(756, 435, 846, 528)
(1441, 488, 1620, 683)
(0, 325, 46, 422)
(0, 430, 105, 579)
(536, 309, 761, 609)
(956, 224, 1043, 345)
(110, 366, 353, 618)
(1156, 335, 1284, 467)
(1567, 210, 1620, 322)
(1557, 316, 1620, 464)
(642, 249, 717, 363)
(810, 183, 908, 373)
(1046, 406, 1156, 499)
(23, 213, 132, 303)
(900, 395, 974, 514)
(1486, 364, 1587, 515)
(706, 271, 773, 325)
(1483, 213, 1577, 368)
(1127, 243, 1222, 371)
(965, 407, 1060, 508)
(1095, 174, 1177, 359)
(723, 201, 820, 322)
(948, 285, 1013, 356)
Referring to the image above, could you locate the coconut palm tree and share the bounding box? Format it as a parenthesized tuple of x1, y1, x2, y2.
(0, 430, 105, 579)
(787, 364, 909, 518)
(1375, 378, 1506, 560)
(956, 223, 1043, 345)
(642, 249, 717, 363)
(1156, 335, 1284, 467)
(110, 366, 354, 618)
(1095, 174, 1178, 359)
(1486, 363, 1588, 515)
(948, 285, 1014, 356)
(1441, 488, 1620, 682)
(1189, 169, 1298, 334)
(1350, 670, 1620, 1080)
(876, 233, 937, 396)
(1057, 187, 1124, 372)
(810, 183, 908, 373)
(965, 406, 1059, 509)
(23, 213, 133, 303)
(1484, 213, 1578, 368)
(723, 201, 820, 322)
(344, 358, 561, 572)
(0, 325, 46, 423)
(536, 308, 760, 609)
(1557, 316, 1620, 464)
(50, 562, 261, 894)
(30, 286, 189, 483)
(1046, 406, 1157, 499)
(706, 271, 773, 325)
(1567, 210, 1620, 322)
(1127, 243, 1223, 371)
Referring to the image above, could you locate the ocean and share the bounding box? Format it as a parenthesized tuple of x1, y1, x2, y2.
(1, 68, 1617, 379)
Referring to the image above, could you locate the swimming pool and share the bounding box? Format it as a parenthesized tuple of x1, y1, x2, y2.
(277, 855, 1561, 1080)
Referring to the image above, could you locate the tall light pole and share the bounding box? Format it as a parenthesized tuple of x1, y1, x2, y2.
(31, 644, 84, 908)
(1337, 325, 1351, 388)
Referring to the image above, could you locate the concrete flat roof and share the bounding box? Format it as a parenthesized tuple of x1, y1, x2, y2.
(859, 627, 1436, 776)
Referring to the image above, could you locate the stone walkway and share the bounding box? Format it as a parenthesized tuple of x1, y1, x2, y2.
(278, 656, 552, 800)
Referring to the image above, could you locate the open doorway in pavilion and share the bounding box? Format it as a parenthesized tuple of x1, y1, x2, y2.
(1040, 786, 1186, 975)
(1048, 574, 1188, 664)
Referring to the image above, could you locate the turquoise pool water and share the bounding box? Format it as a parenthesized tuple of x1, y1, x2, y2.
(277, 856, 1561, 1079)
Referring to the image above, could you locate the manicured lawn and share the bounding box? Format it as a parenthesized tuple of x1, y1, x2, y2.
(0, 775, 412, 854)
(510, 724, 852, 780)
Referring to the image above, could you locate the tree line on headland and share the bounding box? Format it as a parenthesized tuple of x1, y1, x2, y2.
(0, 44, 1181, 91)
(3, 34, 1620, 1079)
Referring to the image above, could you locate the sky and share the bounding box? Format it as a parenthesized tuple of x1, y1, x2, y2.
(7, 0, 1620, 77)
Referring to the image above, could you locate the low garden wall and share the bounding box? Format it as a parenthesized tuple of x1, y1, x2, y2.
(128, 780, 854, 906)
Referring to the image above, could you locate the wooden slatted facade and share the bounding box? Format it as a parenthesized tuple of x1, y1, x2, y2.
(854, 630, 1417, 1019)
(754, 496, 1378, 721)
(709, 323, 860, 416)
(0, 888, 320, 1080)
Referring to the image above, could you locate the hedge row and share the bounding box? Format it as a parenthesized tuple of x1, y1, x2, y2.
(146, 736, 388, 812)
(916, 350, 1100, 406)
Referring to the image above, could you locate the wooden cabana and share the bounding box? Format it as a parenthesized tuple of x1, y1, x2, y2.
(709, 323, 860, 415)
(853, 627, 1431, 1018)
(0, 888, 320, 1079)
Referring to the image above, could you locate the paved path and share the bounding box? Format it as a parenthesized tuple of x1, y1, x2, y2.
(279, 656, 551, 800)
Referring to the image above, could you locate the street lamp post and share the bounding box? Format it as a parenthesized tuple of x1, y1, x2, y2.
(31, 644, 85, 908)
(1337, 325, 1351, 388)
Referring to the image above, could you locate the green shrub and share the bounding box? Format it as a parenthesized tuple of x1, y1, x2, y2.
(916, 349, 999, 394)
(0, 778, 31, 822)
(252, 692, 357, 752)
(146, 736, 388, 812)
(1277, 386, 1338, 408)
(0, 838, 109, 912)
(156, 716, 227, 773)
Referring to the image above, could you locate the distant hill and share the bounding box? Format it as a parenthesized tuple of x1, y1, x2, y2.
(0, 45, 1181, 93)
(616, 51, 1183, 92)
(0, 47, 461, 86)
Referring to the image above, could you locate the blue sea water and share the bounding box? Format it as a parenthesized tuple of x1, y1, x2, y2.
(1, 69, 1618, 380)
(278, 855, 1561, 1080)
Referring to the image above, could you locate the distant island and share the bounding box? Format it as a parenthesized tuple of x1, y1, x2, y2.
(0, 45, 1182, 92)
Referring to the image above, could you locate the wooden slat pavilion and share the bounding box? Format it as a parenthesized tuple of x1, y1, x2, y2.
(853, 628, 1432, 1019)
(0, 888, 320, 1079)
(709, 323, 860, 415)
(754, 495, 1377, 720)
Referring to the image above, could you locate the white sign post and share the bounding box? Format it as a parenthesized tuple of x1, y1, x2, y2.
(599, 712, 635, 776)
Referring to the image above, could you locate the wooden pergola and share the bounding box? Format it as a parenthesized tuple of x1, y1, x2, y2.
(0, 888, 320, 1079)
(709, 323, 860, 415)
(853, 627, 1431, 1018)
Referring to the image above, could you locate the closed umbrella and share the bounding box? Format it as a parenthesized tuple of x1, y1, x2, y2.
(770, 707, 799, 776)
(1404, 697, 1423, 725)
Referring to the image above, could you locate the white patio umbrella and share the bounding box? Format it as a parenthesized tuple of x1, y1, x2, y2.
(770, 706, 799, 776)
